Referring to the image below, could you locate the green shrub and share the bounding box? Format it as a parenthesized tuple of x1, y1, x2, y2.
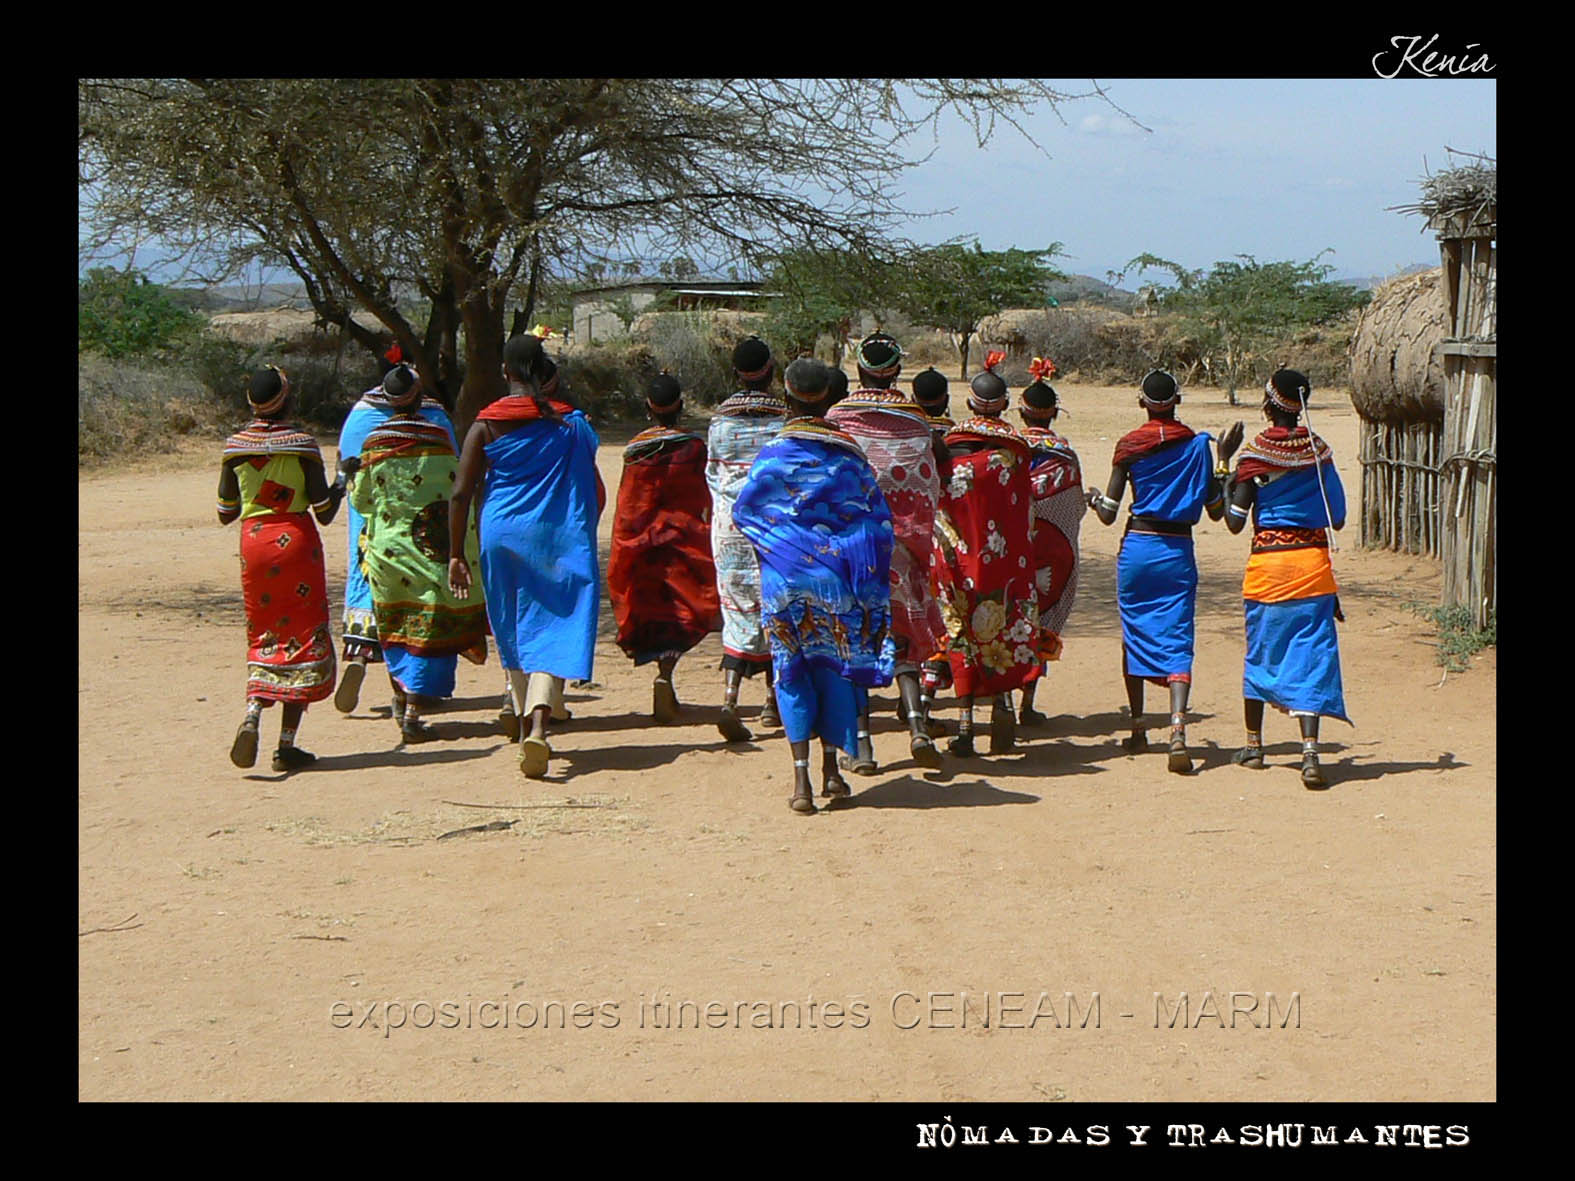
(1407, 602, 1496, 672)
(78, 268, 204, 359)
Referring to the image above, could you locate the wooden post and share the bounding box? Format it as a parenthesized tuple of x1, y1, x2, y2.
(1440, 238, 1462, 334)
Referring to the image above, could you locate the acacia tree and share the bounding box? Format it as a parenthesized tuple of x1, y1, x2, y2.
(1114, 251, 1370, 404)
(761, 246, 899, 366)
(894, 241, 1065, 377)
(80, 79, 1121, 429)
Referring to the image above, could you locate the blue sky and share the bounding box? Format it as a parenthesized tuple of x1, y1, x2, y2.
(891, 78, 1496, 283)
(84, 78, 1494, 291)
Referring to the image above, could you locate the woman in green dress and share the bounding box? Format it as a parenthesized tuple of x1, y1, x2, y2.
(348, 389, 488, 742)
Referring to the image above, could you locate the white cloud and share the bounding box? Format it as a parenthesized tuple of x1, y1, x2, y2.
(1078, 113, 1143, 137)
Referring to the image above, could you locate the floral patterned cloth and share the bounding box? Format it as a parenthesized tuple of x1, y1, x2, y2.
(350, 416, 487, 697)
(338, 394, 455, 662)
(826, 391, 948, 665)
(932, 418, 1040, 697)
(705, 399, 787, 671)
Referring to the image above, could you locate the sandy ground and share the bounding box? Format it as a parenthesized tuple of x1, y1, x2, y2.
(78, 381, 1494, 1101)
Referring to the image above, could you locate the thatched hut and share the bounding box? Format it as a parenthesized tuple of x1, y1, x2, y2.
(1353, 154, 1497, 619)
(1393, 157, 1497, 627)
(1348, 269, 1449, 423)
(1348, 269, 1449, 555)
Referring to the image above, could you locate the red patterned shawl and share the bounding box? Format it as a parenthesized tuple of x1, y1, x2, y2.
(607, 427, 721, 659)
(827, 393, 948, 660)
(932, 428, 1039, 697)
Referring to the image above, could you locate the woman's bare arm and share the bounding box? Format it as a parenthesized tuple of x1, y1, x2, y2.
(1087, 463, 1127, 526)
(447, 421, 491, 598)
(216, 459, 242, 525)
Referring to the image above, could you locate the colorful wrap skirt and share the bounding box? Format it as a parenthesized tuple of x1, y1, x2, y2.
(1242, 528, 1349, 723)
(240, 511, 336, 703)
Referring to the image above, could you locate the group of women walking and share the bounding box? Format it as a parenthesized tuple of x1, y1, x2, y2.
(217, 330, 1349, 805)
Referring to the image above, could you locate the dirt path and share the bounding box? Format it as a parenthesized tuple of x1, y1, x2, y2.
(78, 383, 1494, 1100)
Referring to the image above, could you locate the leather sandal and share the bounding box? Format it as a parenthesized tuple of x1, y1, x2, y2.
(910, 733, 943, 769)
(1231, 746, 1265, 769)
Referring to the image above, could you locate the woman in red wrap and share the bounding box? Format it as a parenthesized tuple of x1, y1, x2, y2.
(931, 353, 1039, 757)
(217, 366, 344, 773)
(607, 374, 722, 720)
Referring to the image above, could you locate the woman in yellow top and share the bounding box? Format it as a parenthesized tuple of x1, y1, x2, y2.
(216, 367, 344, 772)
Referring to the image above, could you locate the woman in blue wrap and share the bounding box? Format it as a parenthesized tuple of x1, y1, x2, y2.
(1225, 369, 1349, 789)
(733, 358, 896, 815)
(1088, 371, 1242, 773)
(448, 334, 603, 780)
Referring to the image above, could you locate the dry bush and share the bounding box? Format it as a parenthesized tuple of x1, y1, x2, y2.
(981, 306, 1126, 381)
(207, 307, 384, 355)
(559, 341, 658, 420)
(1261, 308, 1366, 396)
(78, 352, 232, 465)
(624, 310, 774, 405)
(901, 331, 958, 371)
(79, 319, 384, 465)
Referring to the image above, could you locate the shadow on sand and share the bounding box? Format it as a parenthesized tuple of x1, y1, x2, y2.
(260, 744, 505, 777)
(841, 775, 1039, 810)
(561, 738, 739, 774)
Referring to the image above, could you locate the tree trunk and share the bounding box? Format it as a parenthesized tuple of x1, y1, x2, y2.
(419, 290, 462, 413)
(957, 333, 971, 380)
(455, 294, 507, 437)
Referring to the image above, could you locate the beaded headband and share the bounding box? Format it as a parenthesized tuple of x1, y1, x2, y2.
(249, 365, 289, 415)
(785, 379, 832, 404)
(856, 332, 904, 379)
(1140, 369, 1179, 409)
(968, 353, 1009, 414)
(1265, 374, 1306, 415)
